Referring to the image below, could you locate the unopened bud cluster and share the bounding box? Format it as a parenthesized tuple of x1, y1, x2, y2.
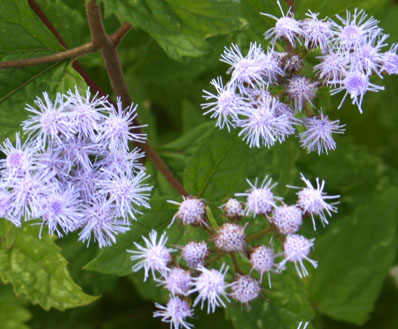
(202, 1, 397, 154)
(128, 173, 336, 328)
(0, 87, 152, 247)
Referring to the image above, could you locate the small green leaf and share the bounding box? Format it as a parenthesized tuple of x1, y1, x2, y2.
(0, 284, 31, 329)
(309, 187, 398, 325)
(0, 222, 98, 311)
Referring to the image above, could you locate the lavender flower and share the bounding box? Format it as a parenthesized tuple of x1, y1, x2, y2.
(201, 77, 245, 131)
(262, 0, 302, 47)
(154, 296, 194, 329)
(302, 11, 332, 53)
(299, 113, 346, 155)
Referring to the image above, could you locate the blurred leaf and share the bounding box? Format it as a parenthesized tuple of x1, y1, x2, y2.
(99, 0, 246, 60)
(309, 187, 398, 325)
(84, 197, 177, 276)
(225, 267, 315, 329)
(0, 284, 31, 329)
(0, 222, 98, 311)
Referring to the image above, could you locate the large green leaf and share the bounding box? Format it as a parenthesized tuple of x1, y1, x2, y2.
(0, 0, 87, 140)
(0, 284, 31, 329)
(309, 187, 398, 325)
(0, 222, 98, 311)
(99, 0, 246, 60)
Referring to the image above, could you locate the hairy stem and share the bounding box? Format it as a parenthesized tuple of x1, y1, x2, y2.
(246, 225, 273, 243)
(0, 24, 130, 69)
(85, 0, 188, 196)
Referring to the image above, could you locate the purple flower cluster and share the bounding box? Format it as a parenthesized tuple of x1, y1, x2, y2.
(128, 173, 335, 328)
(202, 2, 397, 154)
(0, 87, 152, 248)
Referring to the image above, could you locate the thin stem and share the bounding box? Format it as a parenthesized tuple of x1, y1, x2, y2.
(246, 226, 273, 243)
(0, 23, 131, 69)
(85, 0, 188, 196)
(230, 253, 243, 274)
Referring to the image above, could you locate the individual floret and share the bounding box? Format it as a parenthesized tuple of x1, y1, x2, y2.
(289, 173, 339, 230)
(278, 234, 318, 278)
(168, 197, 207, 227)
(236, 176, 281, 216)
(181, 241, 209, 268)
(214, 223, 246, 252)
(160, 267, 192, 296)
(230, 274, 261, 304)
(302, 11, 332, 53)
(286, 76, 317, 112)
(128, 229, 175, 281)
(263, 0, 303, 47)
(299, 112, 346, 155)
(221, 198, 245, 220)
(154, 296, 194, 329)
(190, 264, 230, 313)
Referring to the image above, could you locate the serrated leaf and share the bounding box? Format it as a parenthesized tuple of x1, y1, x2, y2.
(0, 284, 31, 329)
(0, 0, 87, 140)
(99, 0, 246, 60)
(225, 267, 315, 329)
(183, 128, 249, 202)
(309, 187, 398, 325)
(0, 222, 98, 311)
(84, 197, 178, 276)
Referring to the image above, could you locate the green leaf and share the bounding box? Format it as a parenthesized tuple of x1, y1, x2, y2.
(0, 284, 31, 329)
(99, 0, 246, 60)
(225, 267, 315, 329)
(183, 128, 249, 201)
(84, 197, 178, 276)
(0, 222, 98, 311)
(309, 187, 398, 325)
(0, 0, 87, 140)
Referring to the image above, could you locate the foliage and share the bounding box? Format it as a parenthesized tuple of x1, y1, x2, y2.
(0, 0, 397, 329)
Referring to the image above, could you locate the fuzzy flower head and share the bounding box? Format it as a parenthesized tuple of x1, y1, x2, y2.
(38, 185, 82, 238)
(97, 98, 146, 151)
(230, 275, 261, 304)
(168, 197, 207, 227)
(161, 268, 192, 296)
(299, 112, 346, 155)
(290, 173, 339, 230)
(221, 43, 267, 89)
(65, 87, 108, 140)
(190, 264, 230, 313)
(314, 52, 348, 84)
(237, 94, 295, 148)
(154, 296, 194, 329)
(181, 241, 209, 268)
(201, 77, 246, 131)
(250, 245, 275, 286)
(272, 205, 303, 234)
(22, 92, 73, 149)
(0, 189, 17, 226)
(221, 198, 244, 220)
(236, 176, 281, 216)
(330, 70, 384, 113)
(263, 0, 303, 47)
(279, 234, 318, 278)
(78, 197, 129, 248)
(128, 230, 175, 281)
(331, 9, 381, 50)
(214, 223, 246, 252)
(286, 76, 317, 112)
(302, 11, 332, 53)
(0, 133, 36, 179)
(383, 44, 398, 75)
(97, 169, 152, 220)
